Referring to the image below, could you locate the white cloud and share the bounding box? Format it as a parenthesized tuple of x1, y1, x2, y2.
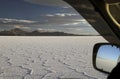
(62, 19, 88, 26)
(55, 13, 73, 17)
(18, 20, 36, 23)
(46, 14, 54, 17)
(64, 27, 99, 35)
(63, 6, 70, 9)
(0, 18, 37, 24)
(24, 0, 71, 7)
(72, 22, 80, 25)
(65, 28, 83, 31)
(55, 13, 79, 17)
(37, 28, 58, 32)
(46, 13, 79, 17)
(63, 22, 80, 26)
(56, 13, 66, 17)
(75, 19, 86, 22)
(14, 25, 30, 29)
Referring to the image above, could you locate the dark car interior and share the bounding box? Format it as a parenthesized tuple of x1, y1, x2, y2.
(64, 0, 120, 44)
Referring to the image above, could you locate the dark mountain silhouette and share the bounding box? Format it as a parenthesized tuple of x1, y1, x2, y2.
(0, 28, 80, 36)
(10, 28, 29, 35)
(0, 30, 14, 36)
(0, 28, 29, 36)
(28, 30, 80, 36)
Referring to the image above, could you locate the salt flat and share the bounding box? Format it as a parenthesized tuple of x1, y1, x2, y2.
(0, 36, 108, 79)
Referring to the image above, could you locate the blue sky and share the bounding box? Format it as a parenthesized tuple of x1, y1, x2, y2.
(97, 45, 120, 61)
(0, 0, 99, 35)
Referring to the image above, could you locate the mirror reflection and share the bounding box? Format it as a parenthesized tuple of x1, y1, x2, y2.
(96, 45, 120, 73)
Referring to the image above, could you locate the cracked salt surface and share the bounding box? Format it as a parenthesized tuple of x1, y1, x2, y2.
(0, 36, 108, 79)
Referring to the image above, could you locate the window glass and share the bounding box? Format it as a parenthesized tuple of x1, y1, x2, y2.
(0, 0, 99, 36)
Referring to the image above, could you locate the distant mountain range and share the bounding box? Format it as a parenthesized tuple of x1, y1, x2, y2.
(0, 28, 101, 36)
(0, 28, 81, 36)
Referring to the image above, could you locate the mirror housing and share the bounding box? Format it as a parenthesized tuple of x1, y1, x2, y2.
(93, 43, 120, 73)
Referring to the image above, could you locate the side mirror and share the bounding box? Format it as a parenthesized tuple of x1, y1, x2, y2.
(93, 43, 120, 73)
